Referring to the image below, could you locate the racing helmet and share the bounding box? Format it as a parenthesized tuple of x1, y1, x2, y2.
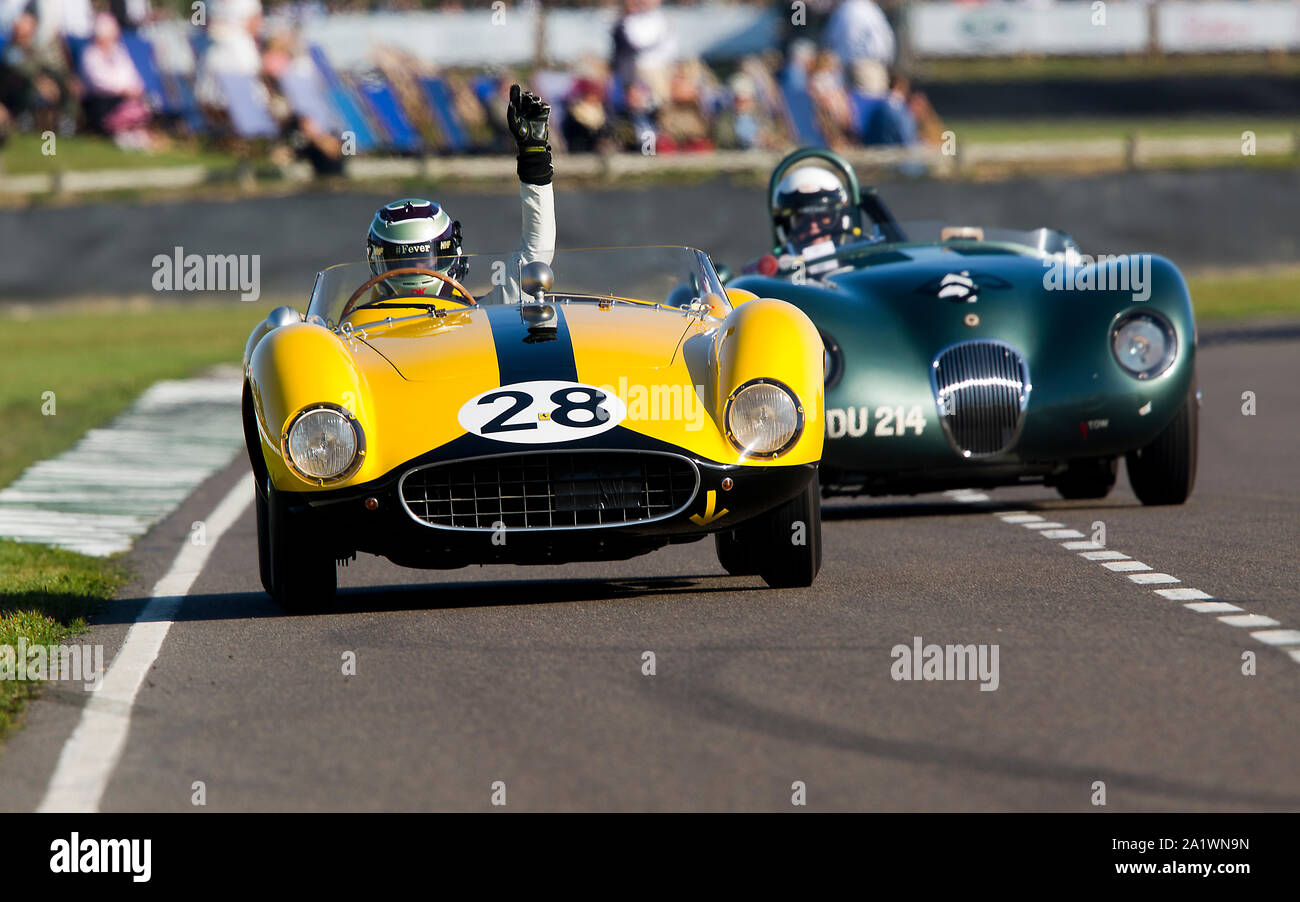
(771, 165, 857, 251)
(365, 198, 468, 295)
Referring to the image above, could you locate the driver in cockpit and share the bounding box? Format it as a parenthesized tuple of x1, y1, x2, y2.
(361, 85, 556, 304)
(742, 164, 867, 279)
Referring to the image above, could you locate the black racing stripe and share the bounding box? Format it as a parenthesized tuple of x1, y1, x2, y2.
(483, 304, 579, 385)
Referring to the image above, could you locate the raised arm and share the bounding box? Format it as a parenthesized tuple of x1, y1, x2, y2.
(508, 84, 556, 266)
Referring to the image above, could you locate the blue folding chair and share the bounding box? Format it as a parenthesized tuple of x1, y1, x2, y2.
(163, 71, 210, 134)
(64, 35, 91, 69)
(419, 76, 469, 154)
(214, 71, 277, 138)
(308, 45, 378, 152)
(279, 68, 341, 132)
(357, 73, 424, 154)
(121, 32, 167, 109)
(779, 79, 824, 147)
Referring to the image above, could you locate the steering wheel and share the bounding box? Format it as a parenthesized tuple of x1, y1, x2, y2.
(340, 267, 477, 320)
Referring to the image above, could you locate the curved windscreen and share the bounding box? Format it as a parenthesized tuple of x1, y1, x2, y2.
(756, 219, 1082, 280)
(308, 245, 729, 327)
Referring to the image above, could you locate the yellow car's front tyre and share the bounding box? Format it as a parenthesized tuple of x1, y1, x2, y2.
(715, 529, 759, 577)
(262, 482, 337, 614)
(717, 475, 823, 588)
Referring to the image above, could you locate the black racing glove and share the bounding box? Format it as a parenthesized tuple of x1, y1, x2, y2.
(507, 83, 553, 186)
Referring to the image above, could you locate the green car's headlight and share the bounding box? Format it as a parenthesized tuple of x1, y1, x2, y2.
(725, 379, 803, 458)
(1111, 312, 1177, 380)
(285, 405, 362, 481)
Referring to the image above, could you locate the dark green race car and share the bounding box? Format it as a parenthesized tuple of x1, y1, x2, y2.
(725, 149, 1197, 505)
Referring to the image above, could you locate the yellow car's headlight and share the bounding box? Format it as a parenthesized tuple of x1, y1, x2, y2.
(285, 405, 362, 481)
(725, 379, 803, 458)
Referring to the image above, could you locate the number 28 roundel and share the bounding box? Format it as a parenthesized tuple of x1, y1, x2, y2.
(458, 380, 628, 444)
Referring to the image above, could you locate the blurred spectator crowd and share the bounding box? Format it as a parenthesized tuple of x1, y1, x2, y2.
(0, 0, 943, 170)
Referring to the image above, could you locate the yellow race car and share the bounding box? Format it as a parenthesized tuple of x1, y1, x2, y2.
(242, 246, 826, 612)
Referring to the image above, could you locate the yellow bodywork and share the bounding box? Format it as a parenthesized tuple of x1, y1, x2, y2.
(246, 296, 824, 492)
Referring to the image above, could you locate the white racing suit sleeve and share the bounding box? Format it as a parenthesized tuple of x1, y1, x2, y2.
(481, 182, 556, 305)
(517, 182, 556, 267)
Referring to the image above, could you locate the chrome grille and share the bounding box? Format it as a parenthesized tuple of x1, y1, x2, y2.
(931, 340, 1031, 458)
(400, 451, 699, 530)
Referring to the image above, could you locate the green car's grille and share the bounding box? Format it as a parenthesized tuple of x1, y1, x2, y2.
(399, 451, 699, 531)
(931, 340, 1031, 459)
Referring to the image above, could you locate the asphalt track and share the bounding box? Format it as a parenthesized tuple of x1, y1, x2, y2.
(1, 335, 1295, 812)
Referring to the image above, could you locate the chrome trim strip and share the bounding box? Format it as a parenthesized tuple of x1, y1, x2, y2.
(397, 448, 702, 532)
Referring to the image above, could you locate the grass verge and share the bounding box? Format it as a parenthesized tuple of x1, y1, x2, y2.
(0, 542, 127, 739)
(1186, 268, 1300, 321)
(1, 132, 235, 175)
(0, 300, 261, 739)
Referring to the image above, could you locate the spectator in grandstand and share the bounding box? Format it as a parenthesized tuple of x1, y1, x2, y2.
(0, 11, 79, 134)
(905, 79, 946, 148)
(610, 77, 658, 153)
(0, 0, 28, 34)
(846, 57, 888, 141)
(561, 75, 611, 153)
(774, 0, 836, 64)
(79, 12, 155, 148)
(807, 49, 853, 150)
(109, 0, 153, 35)
(714, 71, 776, 151)
(657, 58, 713, 153)
(282, 111, 344, 176)
(781, 37, 817, 92)
(195, 0, 264, 112)
(32, 0, 95, 46)
(824, 0, 896, 67)
(611, 0, 676, 104)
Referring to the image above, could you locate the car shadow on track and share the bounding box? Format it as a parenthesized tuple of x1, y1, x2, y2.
(93, 574, 763, 623)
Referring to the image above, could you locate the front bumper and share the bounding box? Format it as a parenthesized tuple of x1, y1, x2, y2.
(279, 439, 817, 569)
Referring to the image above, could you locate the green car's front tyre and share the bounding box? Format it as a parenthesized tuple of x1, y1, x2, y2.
(715, 475, 823, 588)
(1126, 382, 1199, 506)
(259, 480, 337, 614)
(1055, 456, 1119, 500)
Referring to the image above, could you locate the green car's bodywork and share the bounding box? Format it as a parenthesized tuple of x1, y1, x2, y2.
(728, 149, 1198, 502)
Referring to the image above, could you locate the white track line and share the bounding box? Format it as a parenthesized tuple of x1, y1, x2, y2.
(1219, 614, 1281, 629)
(1103, 560, 1151, 572)
(1129, 573, 1180, 585)
(1186, 601, 1242, 613)
(1081, 550, 1130, 561)
(982, 504, 1300, 665)
(1155, 588, 1213, 601)
(36, 477, 254, 813)
(0, 376, 243, 556)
